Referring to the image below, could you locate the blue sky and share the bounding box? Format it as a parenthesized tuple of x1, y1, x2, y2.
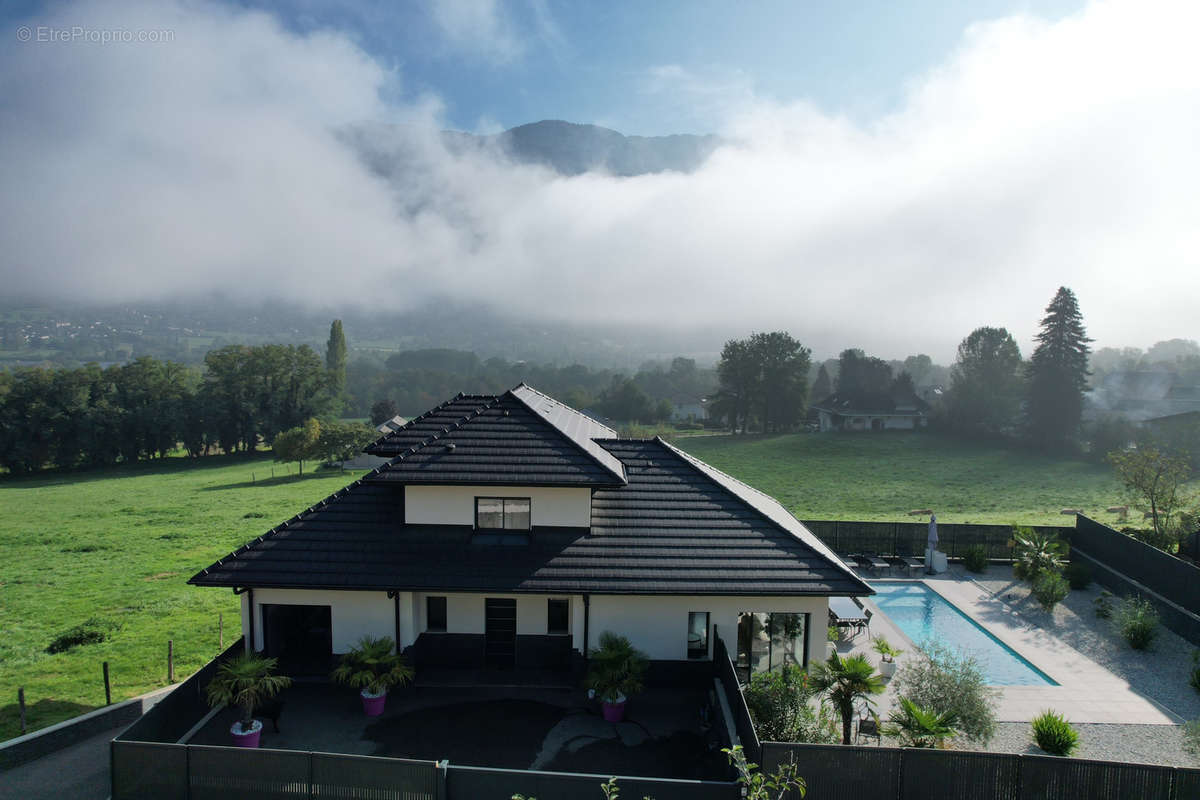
(228, 0, 1085, 135)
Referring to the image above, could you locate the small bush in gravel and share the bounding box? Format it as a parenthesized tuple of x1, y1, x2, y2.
(1115, 595, 1160, 650)
(1186, 719, 1200, 758)
(962, 545, 988, 573)
(1094, 591, 1114, 619)
(1032, 571, 1070, 611)
(1190, 651, 1200, 694)
(1064, 561, 1092, 590)
(892, 639, 999, 745)
(1031, 710, 1079, 756)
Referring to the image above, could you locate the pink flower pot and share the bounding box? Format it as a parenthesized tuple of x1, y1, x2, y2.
(601, 700, 626, 723)
(361, 690, 386, 716)
(230, 720, 262, 748)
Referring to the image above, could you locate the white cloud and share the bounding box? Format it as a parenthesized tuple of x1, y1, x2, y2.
(1, 0, 1198, 361)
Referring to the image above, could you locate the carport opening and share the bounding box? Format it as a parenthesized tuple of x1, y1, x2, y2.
(262, 603, 333, 676)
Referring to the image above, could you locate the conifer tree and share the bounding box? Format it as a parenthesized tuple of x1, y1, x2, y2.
(325, 319, 347, 413)
(1026, 287, 1092, 448)
(812, 363, 832, 401)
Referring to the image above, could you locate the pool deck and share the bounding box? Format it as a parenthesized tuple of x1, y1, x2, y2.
(844, 574, 1180, 726)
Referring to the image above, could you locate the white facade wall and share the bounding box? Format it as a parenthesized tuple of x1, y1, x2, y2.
(244, 588, 394, 653)
(240, 588, 829, 667)
(404, 485, 591, 528)
(588, 594, 829, 667)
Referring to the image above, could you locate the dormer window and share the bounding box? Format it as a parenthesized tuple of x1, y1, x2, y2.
(475, 497, 531, 530)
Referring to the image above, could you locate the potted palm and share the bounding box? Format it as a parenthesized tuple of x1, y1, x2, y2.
(871, 635, 904, 679)
(586, 632, 648, 723)
(205, 651, 292, 748)
(331, 636, 414, 716)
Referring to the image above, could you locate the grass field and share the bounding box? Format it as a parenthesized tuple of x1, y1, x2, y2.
(0, 455, 364, 740)
(676, 431, 1147, 525)
(0, 431, 1185, 740)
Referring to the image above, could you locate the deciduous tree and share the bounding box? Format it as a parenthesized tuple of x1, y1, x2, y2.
(1107, 445, 1193, 547)
(947, 326, 1024, 436)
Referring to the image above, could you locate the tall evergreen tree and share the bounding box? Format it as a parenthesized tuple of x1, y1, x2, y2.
(325, 319, 347, 413)
(1026, 287, 1092, 447)
(812, 364, 832, 401)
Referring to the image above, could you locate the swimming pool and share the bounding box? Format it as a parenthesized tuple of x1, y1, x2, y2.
(870, 582, 1057, 686)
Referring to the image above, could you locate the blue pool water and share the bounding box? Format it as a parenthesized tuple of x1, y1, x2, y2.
(871, 582, 1057, 686)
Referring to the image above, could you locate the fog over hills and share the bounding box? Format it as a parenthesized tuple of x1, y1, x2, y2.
(348, 119, 722, 180)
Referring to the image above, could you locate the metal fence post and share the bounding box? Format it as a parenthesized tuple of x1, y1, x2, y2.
(103, 661, 111, 705)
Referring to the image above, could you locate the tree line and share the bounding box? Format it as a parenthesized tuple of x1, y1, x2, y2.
(0, 327, 347, 472)
(350, 351, 717, 426)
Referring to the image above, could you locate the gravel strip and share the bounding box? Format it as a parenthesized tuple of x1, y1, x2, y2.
(960, 563, 1200, 767)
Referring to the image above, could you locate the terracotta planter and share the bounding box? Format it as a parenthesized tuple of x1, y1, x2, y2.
(230, 719, 262, 748)
(361, 689, 387, 716)
(601, 692, 627, 722)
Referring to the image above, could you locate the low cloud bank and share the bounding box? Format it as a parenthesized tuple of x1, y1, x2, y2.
(2, 0, 1197, 359)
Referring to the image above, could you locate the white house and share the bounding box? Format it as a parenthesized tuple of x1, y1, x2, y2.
(191, 385, 869, 680)
(811, 389, 930, 432)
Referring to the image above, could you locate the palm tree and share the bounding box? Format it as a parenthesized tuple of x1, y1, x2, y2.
(1012, 527, 1068, 581)
(205, 652, 292, 734)
(808, 653, 885, 744)
(331, 635, 414, 696)
(882, 696, 959, 748)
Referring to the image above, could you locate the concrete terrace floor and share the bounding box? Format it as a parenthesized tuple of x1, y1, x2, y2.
(838, 567, 1181, 726)
(188, 683, 731, 781)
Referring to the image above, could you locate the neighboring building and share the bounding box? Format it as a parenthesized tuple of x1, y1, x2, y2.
(338, 415, 411, 470)
(191, 384, 868, 680)
(811, 390, 930, 432)
(672, 398, 708, 422)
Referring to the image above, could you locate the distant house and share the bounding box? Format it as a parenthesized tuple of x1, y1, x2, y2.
(338, 415, 412, 470)
(672, 398, 708, 422)
(811, 389, 930, 432)
(190, 384, 868, 679)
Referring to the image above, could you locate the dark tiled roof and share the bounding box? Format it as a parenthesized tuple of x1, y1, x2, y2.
(812, 390, 929, 417)
(363, 387, 625, 487)
(190, 437, 869, 597)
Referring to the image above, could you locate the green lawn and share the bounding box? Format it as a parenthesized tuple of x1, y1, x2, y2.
(0, 455, 364, 740)
(676, 431, 1145, 526)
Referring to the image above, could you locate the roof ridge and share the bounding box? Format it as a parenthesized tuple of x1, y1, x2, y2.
(651, 436, 867, 591)
(506, 385, 626, 484)
(363, 392, 467, 455)
(378, 395, 502, 470)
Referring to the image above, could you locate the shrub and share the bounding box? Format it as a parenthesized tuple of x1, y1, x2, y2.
(1115, 595, 1160, 650)
(743, 664, 839, 744)
(1190, 651, 1200, 694)
(962, 545, 988, 573)
(1031, 710, 1079, 756)
(1186, 719, 1200, 757)
(891, 639, 999, 745)
(1064, 561, 1092, 590)
(45, 617, 120, 654)
(1094, 591, 1114, 619)
(883, 696, 958, 748)
(1011, 527, 1068, 583)
(1032, 570, 1070, 612)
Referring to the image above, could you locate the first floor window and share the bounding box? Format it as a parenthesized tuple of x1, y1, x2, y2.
(687, 612, 710, 659)
(427, 596, 447, 632)
(476, 497, 532, 530)
(736, 611, 808, 677)
(547, 599, 569, 634)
